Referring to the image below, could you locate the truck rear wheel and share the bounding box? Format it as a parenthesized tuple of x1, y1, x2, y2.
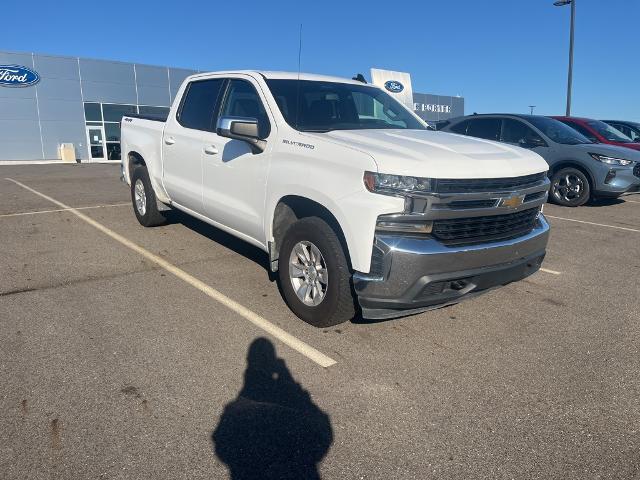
(131, 166, 167, 227)
(278, 217, 356, 327)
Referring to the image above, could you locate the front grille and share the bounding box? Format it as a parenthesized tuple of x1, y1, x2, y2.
(433, 172, 547, 193)
(524, 191, 547, 203)
(634, 163, 640, 178)
(434, 199, 498, 210)
(433, 207, 540, 245)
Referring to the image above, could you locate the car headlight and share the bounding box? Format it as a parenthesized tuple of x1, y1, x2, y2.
(363, 171, 433, 196)
(589, 153, 633, 166)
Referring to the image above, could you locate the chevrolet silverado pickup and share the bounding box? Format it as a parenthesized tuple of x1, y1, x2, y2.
(120, 71, 551, 327)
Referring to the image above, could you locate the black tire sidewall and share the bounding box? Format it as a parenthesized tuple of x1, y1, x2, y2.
(131, 166, 164, 226)
(278, 217, 354, 327)
(550, 168, 591, 207)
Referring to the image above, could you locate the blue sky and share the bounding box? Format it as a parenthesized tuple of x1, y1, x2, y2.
(4, 0, 639, 120)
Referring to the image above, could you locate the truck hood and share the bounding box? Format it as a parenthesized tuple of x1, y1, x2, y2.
(316, 129, 548, 178)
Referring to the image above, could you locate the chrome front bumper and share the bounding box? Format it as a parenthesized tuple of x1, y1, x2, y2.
(353, 214, 550, 319)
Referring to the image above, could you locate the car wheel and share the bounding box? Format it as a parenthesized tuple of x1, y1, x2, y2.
(550, 167, 590, 207)
(278, 217, 356, 327)
(131, 166, 167, 227)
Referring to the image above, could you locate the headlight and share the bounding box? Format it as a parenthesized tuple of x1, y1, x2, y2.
(589, 153, 633, 166)
(364, 171, 433, 196)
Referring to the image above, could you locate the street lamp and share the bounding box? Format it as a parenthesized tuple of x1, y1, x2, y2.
(554, 0, 576, 116)
(529, 105, 536, 115)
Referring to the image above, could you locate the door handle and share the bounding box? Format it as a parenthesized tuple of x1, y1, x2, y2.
(203, 145, 218, 155)
(164, 137, 176, 145)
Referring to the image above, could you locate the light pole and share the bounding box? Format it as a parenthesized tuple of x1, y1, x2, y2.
(529, 105, 536, 115)
(554, 0, 576, 116)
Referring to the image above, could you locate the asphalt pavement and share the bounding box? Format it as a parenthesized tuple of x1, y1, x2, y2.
(1, 164, 639, 479)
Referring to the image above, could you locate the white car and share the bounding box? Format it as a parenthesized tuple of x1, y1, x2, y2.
(121, 71, 550, 327)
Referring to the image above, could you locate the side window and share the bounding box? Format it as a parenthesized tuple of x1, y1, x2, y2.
(220, 79, 271, 138)
(449, 119, 470, 135)
(628, 127, 640, 141)
(178, 79, 225, 131)
(561, 121, 598, 142)
(502, 119, 544, 144)
(466, 118, 501, 141)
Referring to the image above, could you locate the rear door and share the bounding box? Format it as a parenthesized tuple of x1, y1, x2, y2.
(162, 78, 225, 211)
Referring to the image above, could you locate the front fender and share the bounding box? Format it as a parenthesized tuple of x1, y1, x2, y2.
(265, 186, 403, 273)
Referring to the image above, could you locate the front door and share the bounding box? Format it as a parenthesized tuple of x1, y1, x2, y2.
(86, 126, 106, 160)
(202, 77, 273, 244)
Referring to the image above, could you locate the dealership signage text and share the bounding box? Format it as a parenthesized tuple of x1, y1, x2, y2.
(0, 65, 40, 87)
(414, 102, 451, 113)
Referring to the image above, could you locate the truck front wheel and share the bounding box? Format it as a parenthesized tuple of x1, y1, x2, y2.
(130, 166, 167, 227)
(278, 217, 356, 327)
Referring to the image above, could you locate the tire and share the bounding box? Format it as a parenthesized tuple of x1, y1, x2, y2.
(549, 167, 591, 207)
(130, 166, 167, 227)
(278, 217, 356, 327)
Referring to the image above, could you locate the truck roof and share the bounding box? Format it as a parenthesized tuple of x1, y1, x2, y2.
(189, 70, 369, 85)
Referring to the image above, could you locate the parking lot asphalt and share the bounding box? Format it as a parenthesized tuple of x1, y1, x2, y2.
(1, 163, 639, 479)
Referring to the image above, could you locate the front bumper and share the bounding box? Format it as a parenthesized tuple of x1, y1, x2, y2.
(593, 162, 640, 196)
(353, 214, 550, 319)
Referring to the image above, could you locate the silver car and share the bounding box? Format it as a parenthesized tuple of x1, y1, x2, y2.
(441, 114, 640, 207)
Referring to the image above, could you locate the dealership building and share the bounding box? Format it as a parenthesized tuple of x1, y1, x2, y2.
(0, 50, 464, 162)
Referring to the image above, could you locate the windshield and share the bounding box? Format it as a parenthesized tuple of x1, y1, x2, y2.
(527, 116, 592, 145)
(586, 120, 633, 142)
(265, 79, 426, 132)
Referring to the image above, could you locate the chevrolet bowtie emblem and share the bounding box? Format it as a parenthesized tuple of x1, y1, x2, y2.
(500, 194, 526, 208)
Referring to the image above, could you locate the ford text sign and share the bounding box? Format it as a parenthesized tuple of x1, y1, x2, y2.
(0, 65, 40, 87)
(384, 80, 404, 93)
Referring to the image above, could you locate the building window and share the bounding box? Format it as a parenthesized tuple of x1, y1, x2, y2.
(83, 102, 170, 160)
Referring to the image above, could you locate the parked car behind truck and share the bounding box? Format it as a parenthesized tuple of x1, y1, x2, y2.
(601, 120, 640, 143)
(441, 114, 640, 206)
(121, 71, 551, 326)
(553, 116, 640, 152)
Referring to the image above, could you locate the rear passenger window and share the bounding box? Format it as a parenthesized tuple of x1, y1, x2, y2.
(466, 118, 501, 141)
(178, 79, 225, 131)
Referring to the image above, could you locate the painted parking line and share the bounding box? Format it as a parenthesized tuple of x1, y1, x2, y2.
(540, 268, 561, 275)
(545, 215, 640, 234)
(0, 203, 129, 218)
(5, 178, 336, 369)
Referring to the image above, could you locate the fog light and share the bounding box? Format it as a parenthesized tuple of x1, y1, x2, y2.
(604, 169, 617, 184)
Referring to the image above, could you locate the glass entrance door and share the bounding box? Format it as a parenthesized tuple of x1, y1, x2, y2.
(86, 126, 106, 160)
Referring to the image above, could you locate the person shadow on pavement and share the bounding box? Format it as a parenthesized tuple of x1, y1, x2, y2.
(212, 338, 333, 480)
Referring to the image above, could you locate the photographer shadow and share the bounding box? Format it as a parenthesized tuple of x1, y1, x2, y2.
(212, 338, 333, 480)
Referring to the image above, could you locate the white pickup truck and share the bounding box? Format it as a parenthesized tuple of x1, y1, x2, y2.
(121, 70, 551, 327)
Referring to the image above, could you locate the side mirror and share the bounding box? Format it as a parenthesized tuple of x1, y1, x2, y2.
(520, 136, 546, 148)
(216, 116, 266, 152)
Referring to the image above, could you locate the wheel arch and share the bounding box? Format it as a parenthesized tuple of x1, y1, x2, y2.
(549, 161, 596, 191)
(270, 195, 352, 273)
(126, 151, 146, 183)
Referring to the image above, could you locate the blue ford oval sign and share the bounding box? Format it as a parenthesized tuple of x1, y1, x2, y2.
(0, 65, 40, 87)
(384, 80, 404, 93)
